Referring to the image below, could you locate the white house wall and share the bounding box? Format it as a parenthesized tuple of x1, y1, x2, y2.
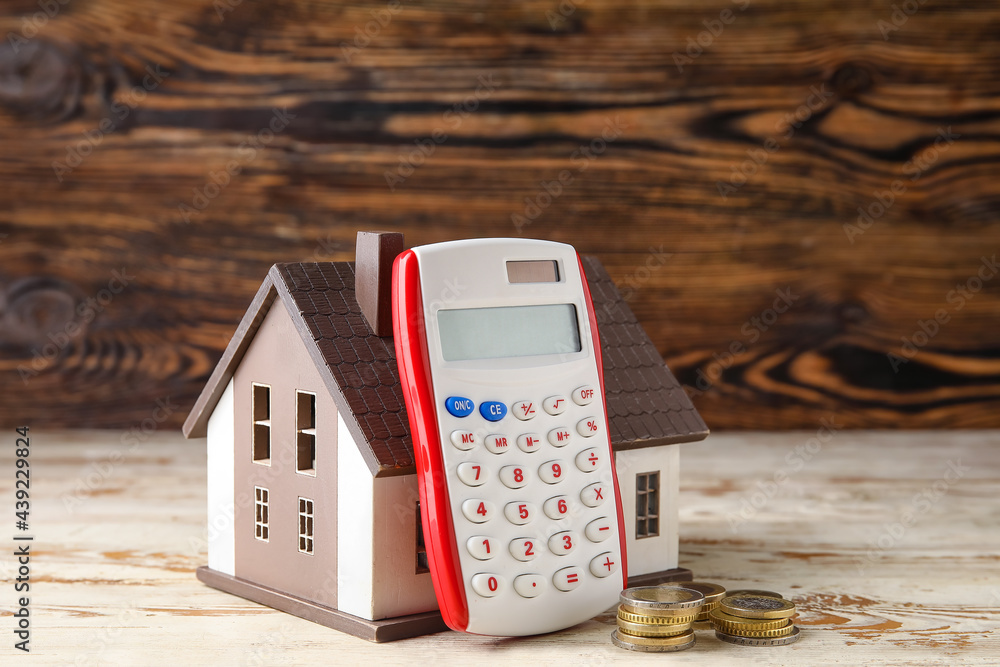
(615, 445, 679, 576)
(336, 412, 376, 619)
(206, 378, 236, 576)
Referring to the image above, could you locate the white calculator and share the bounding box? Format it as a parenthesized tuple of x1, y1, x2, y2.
(392, 238, 627, 636)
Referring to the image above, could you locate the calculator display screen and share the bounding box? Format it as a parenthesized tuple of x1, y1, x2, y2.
(437, 304, 582, 361)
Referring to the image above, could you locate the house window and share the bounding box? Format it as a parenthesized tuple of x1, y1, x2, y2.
(298, 498, 314, 555)
(252, 383, 271, 464)
(415, 501, 429, 574)
(636, 472, 660, 538)
(296, 391, 316, 475)
(254, 486, 269, 541)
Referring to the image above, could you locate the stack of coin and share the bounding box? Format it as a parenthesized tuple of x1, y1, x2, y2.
(709, 593, 800, 646)
(612, 586, 705, 652)
(683, 582, 727, 621)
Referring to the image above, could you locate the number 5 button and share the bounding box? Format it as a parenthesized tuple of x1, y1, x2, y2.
(504, 502, 535, 525)
(457, 462, 488, 486)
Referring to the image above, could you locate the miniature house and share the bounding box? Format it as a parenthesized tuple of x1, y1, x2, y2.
(182, 232, 708, 642)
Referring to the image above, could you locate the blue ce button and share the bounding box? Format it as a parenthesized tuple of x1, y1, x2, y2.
(445, 397, 475, 418)
(479, 401, 507, 422)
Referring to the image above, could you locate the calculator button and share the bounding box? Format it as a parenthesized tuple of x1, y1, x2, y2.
(580, 482, 607, 507)
(466, 536, 497, 560)
(484, 434, 512, 454)
(511, 400, 537, 421)
(462, 499, 496, 523)
(538, 460, 567, 485)
(450, 430, 477, 450)
(553, 566, 584, 592)
(479, 401, 507, 422)
(585, 517, 613, 543)
(572, 385, 596, 406)
(516, 433, 543, 454)
(499, 465, 529, 489)
(514, 574, 545, 598)
(576, 417, 600, 437)
(457, 462, 488, 487)
(547, 427, 573, 447)
(548, 531, 578, 556)
(543, 495, 570, 520)
(504, 501, 536, 525)
(445, 396, 475, 417)
(590, 552, 620, 578)
(575, 447, 602, 472)
(471, 573, 504, 598)
(509, 537, 539, 562)
(543, 395, 568, 415)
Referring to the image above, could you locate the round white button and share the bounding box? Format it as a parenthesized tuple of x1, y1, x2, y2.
(484, 434, 512, 454)
(462, 499, 496, 523)
(547, 427, 572, 447)
(548, 530, 578, 556)
(504, 501, 536, 525)
(516, 433, 543, 454)
(553, 566, 584, 592)
(543, 395, 568, 415)
(576, 417, 600, 437)
(509, 537, 539, 562)
(466, 536, 496, 560)
(450, 430, 477, 450)
(590, 551, 620, 578)
(575, 447, 602, 472)
(499, 465, 529, 489)
(457, 462, 488, 486)
(572, 385, 596, 405)
(543, 495, 571, 520)
(471, 573, 503, 597)
(510, 400, 537, 421)
(580, 482, 607, 508)
(514, 574, 545, 598)
(585, 517, 613, 543)
(538, 460, 567, 485)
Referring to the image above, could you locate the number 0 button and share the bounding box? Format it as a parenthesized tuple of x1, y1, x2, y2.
(499, 465, 529, 489)
(471, 573, 503, 598)
(457, 462, 488, 486)
(462, 499, 496, 523)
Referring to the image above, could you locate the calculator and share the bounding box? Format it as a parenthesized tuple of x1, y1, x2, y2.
(392, 238, 627, 636)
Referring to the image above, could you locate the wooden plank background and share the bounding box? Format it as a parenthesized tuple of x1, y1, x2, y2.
(0, 0, 998, 431)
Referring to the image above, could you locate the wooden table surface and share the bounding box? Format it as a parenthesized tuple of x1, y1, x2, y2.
(3, 430, 998, 665)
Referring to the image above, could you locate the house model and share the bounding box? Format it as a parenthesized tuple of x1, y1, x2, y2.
(182, 232, 709, 642)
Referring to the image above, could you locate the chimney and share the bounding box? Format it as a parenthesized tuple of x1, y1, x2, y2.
(355, 231, 404, 337)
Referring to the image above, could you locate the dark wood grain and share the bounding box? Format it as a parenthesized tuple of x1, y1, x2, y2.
(0, 0, 998, 430)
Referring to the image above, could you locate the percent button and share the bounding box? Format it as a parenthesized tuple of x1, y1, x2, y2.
(576, 417, 600, 437)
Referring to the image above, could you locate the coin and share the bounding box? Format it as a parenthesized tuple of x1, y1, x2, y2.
(715, 626, 801, 646)
(617, 609, 698, 625)
(680, 581, 727, 603)
(619, 586, 705, 613)
(721, 621, 795, 639)
(719, 595, 796, 620)
(612, 629, 696, 652)
(709, 610, 791, 632)
(726, 589, 783, 599)
(616, 619, 693, 637)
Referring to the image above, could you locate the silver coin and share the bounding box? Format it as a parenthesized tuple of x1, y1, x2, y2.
(611, 629, 696, 652)
(715, 626, 801, 646)
(726, 589, 784, 599)
(619, 586, 705, 611)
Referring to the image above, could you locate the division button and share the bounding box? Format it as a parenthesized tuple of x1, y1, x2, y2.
(471, 573, 504, 598)
(514, 574, 546, 598)
(479, 401, 507, 422)
(499, 465, 529, 489)
(538, 460, 567, 485)
(484, 434, 512, 454)
(516, 433, 543, 454)
(547, 427, 573, 448)
(543, 395, 568, 415)
(575, 447, 602, 472)
(585, 517, 613, 543)
(462, 499, 496, 523)
(572, 385, 596, 406)
(580, 482, 607, 508)
(576, 417, 600, 437)
(543, 495, 571, 520)
(553, 566, 584, 592)
(457, 462, 488, 487)
(445, 396, 475, 417)
(504, 501, 536, 525)
(509, 537, 539, 562)
(450, 430, 477, 450)
(511, 400, 537, 421)
(466, 536, 496, 560)
(590, 551, 619, 578)
(548, 530, 578, 556)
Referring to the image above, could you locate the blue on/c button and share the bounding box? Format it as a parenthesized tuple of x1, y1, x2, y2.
(480, 401, 507, 422)
(445, 397, 475, 418)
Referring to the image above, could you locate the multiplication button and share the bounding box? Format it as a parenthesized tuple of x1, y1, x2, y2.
(580, 482, 607, 507)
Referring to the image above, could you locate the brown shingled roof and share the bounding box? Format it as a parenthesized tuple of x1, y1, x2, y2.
(183, 259, 707, 477)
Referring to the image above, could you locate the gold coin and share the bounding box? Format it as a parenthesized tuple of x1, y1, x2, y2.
(726, 589, 783, 599)
(695, 599, 722, 621)
(619, 586, 705, 612)
(617, 608, 698, 625)
(611, 629, 696, 653)
(709, 610, 791, 631)
(722, 621, 795, 638)
(616, 619, 693, 637)
(715, 626, 801, 646)
(679, 581, 727, 604)
(613, 628, 695, 650)
(720, 595, 796, 620)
